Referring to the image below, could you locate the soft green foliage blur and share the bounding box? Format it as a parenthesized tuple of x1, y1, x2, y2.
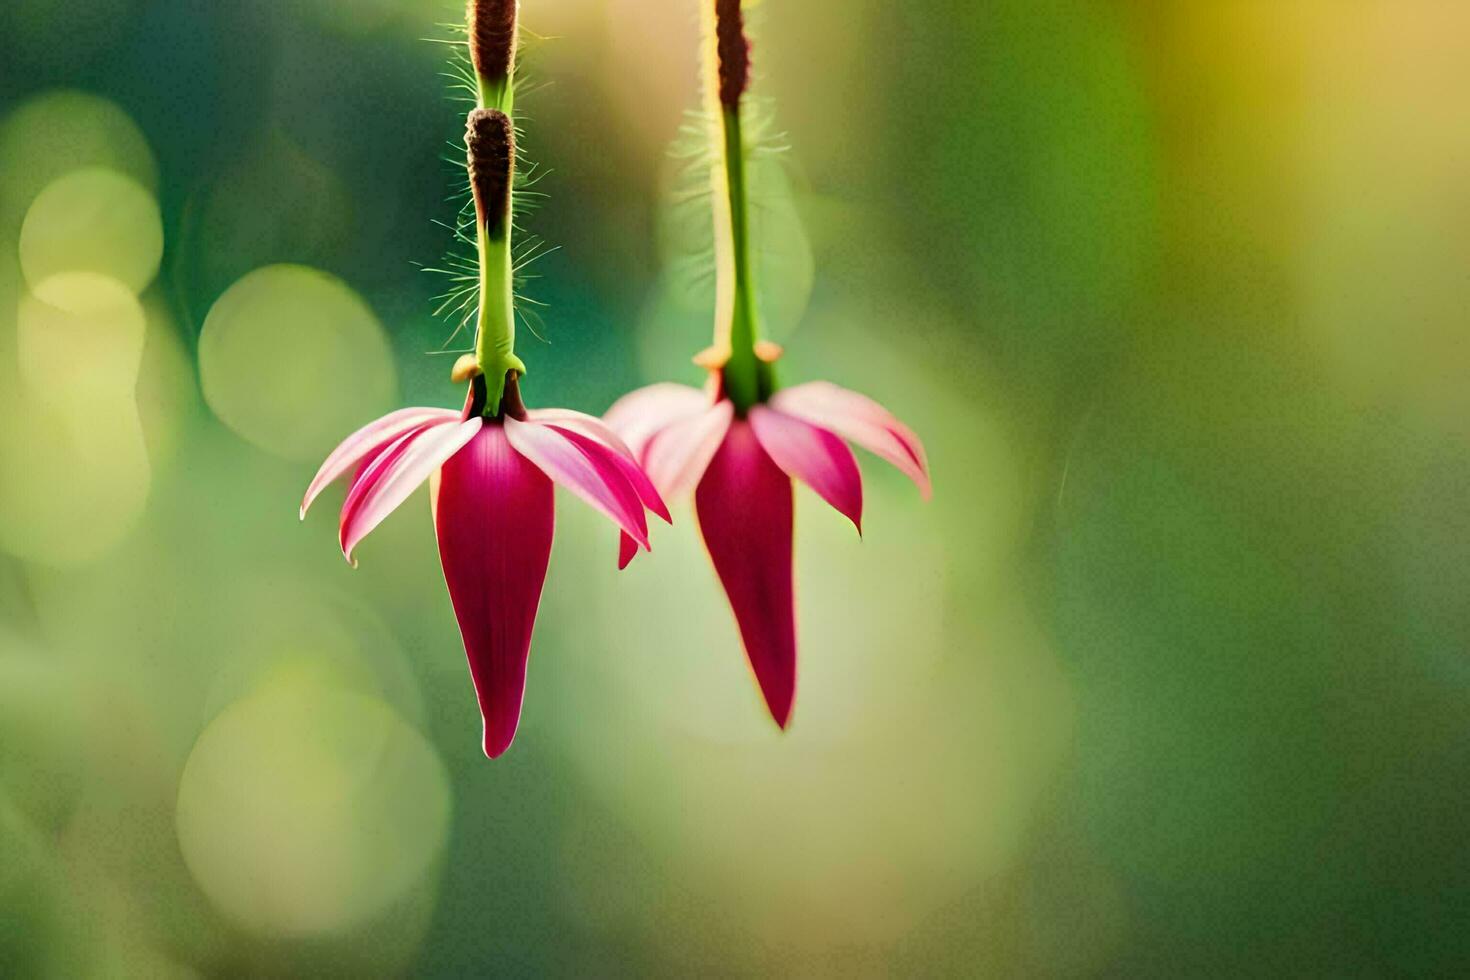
(2, 0, 1468, 975)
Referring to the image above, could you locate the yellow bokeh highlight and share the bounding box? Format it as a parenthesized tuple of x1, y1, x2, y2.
(0, 270, 152, 566)
(0, 386, 152, 567)
(199, 264, 397, 461)
(202, 574, 426, 728)
(17, 273, 147, 404)
(135, 291, 196, 468)
(19, 168, 163, 297)
(175, 677, 450, 937)
(0, 90, 158, 226)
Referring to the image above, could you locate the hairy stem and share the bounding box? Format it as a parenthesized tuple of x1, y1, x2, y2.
(466, 1, 523, 414)
(706, 0, 771, 412)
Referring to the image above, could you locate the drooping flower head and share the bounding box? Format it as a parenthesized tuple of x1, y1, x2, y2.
(301, 0, 667, 758)
(604, 0, 931, 728)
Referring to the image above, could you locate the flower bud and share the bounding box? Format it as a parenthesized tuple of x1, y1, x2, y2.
(467, 0, 518, 83)
(715, 0, 750, 109)
(465, 107, 515, 236)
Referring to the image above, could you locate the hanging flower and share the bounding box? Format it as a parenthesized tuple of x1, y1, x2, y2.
(302, 366, 665, 758)
(301, 3, 666, 758)
(603, 0, 930, 728)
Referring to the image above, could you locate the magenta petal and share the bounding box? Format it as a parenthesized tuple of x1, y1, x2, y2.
(302, 407, 459, 518)
(339, 426, 425, 553)
(643, 399, 735, 499)
(542, 423, 670, 525)
(749, 405, 863, 533)
(504, 418, 651, 549)
(434, 424, 555, 759)
(695, 420, 796, 728)
(544, 423, 667, 530)
(525, 409, 670, 523)
(770, 381, 931, 498)
(339, 418, 482, 564)
(617, 532, 639, 571)
(603, 383, 709, 454)
(526, 408, 637, 459)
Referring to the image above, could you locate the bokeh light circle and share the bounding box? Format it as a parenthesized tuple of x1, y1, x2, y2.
(175, 679, 450, 937)
(17, 273, 147, 402)
(198, 265, 397, 460)
(202, 574, 425, 729)
(0, 395, 152, 567)
(0, 90, 158, 223)
(0, 271, 152, 566)
(19, 168, 163, 296)
(134, 292, 195, 468)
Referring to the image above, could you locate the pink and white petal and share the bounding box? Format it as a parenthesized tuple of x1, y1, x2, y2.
(749, 406, 863, 533)
(504, 418, 651, 549)
(526, 408, 637, 460)
(342, 417, 445, 503)
(543, 423, 669, 524)
(603, 383, 709, 454)
(643, 400, 735, 499)
(301, 407, 459, 518)
(339, 418, 482, 564)
(770, 381, 931, 498)
(339, 426, 423, 544)
(434, 424, 555, 759)
(695, 420, 797, 729)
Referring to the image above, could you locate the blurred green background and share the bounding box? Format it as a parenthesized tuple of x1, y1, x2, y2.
(2, 0, 1468, 975)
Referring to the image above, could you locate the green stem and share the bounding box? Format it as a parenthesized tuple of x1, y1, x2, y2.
(478, 76, 513, 116)
(472, 76, 523, 415)
(474, 210, 523, 414)
(718, 105, 773, 413)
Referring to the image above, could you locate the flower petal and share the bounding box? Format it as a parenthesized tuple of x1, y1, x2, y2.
(695, 420, 796, 728)
(642, 399, 735, 499)
(539, 420, 670, 524)
(338, 426, 427, 559)
(434, 424, 555, 759)
(526, 408, 637, 459)
(301, 408, 459, 518)
(749, 405, 863, 533)
(618, 532, 640, 571)
(339, 418, 482, 564)
(769, 381, 931, 499)
(504, 417, 651, 549)
(603, 383, 709, 454)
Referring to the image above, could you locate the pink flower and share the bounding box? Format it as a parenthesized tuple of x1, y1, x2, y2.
(302, 382, 668, 758)
(605, 370, 929, 728)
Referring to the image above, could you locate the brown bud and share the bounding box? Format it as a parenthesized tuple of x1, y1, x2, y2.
(715, 0, 750, 109)
(467, 0, 518, 82)
(465, 107, 515, 235)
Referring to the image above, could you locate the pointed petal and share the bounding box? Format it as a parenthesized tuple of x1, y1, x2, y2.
(301, 408, 459, 518)
(434, 424, 555, 758)
(643, 399, 735, 499)
(543, 423, 670, 525)
(618, 532, 640, 571)
(770, 381, 931, 499)
(525, 409, 670, 524)
(504, 418, 651, 549)
(338, 427, 425, 557)
(344, 418, 442, 500)
(749, 406, 863, 533)
(339, 418, 481, 564)
(603, 383, 709, 454)
(526, 408, 637, 459)
(695, 420, 796, 728)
